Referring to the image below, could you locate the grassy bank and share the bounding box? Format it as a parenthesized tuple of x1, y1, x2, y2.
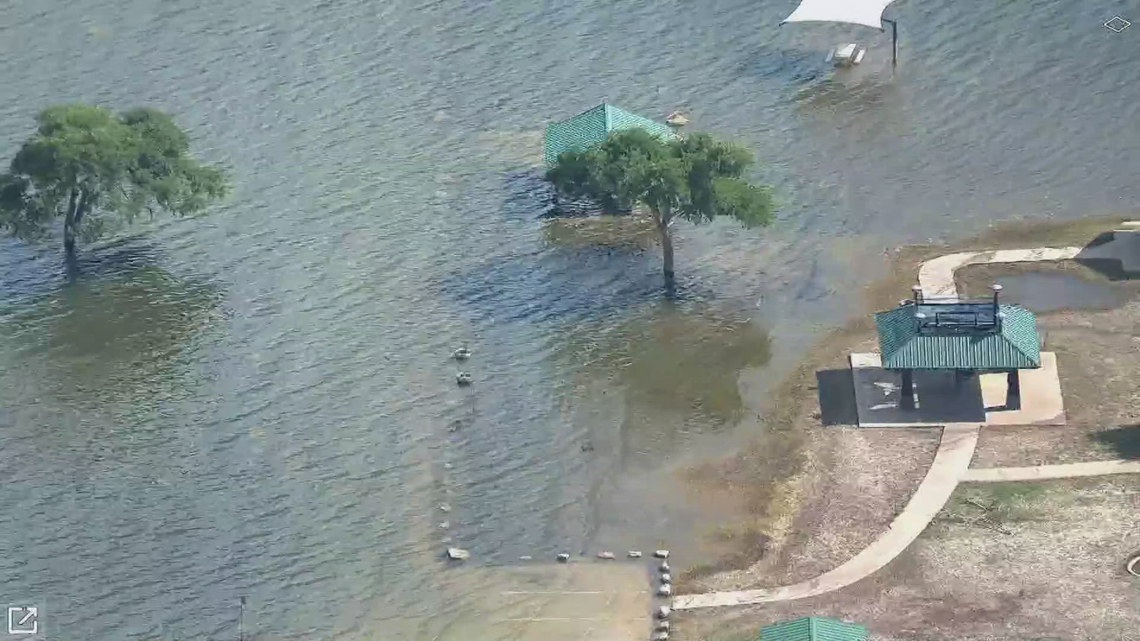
(676, 214, 1131, 591)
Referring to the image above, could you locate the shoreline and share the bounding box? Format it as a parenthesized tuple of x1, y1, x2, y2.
(675, 214, 1132, 593)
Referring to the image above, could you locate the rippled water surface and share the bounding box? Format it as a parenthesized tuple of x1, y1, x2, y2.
(1, 0, 1139, 638)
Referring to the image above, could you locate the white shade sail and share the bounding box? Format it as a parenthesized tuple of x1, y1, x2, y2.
(782, 0, 896, 30)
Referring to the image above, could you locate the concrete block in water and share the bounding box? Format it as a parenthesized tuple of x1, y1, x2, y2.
(653, 549, 670, 559)
(446, 548, 470, 561)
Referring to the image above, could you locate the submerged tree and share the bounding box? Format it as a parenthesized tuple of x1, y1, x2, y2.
(544, 128, 775, 289)
(0, 104, 228, 259)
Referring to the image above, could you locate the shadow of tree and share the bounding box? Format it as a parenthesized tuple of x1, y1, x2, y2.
(437, 169, 720, 325)
(555, 303, 772, 464)
(0, 257, 224, 412)
(1092, 425, 1140, 460)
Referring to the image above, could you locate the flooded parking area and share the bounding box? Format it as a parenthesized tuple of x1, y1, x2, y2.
(433, 562, 653, 641)
(956, 259, 1138, 314)
(991, 271, 1130, 313)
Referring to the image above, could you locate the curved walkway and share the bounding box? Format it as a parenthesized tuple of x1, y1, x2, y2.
(672, 424, 981, 610)
(917, 247, 1082, 297)
(962, 459, 1140, 482)
(673, 439, 1140, 611)
(674, 239, 1140, 611)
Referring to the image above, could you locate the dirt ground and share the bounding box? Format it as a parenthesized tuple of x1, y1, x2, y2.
(676, 476, 1140, 641)
(672, 217, 1140, 639)
(956, 260, 1140, 467)
(678, 331, 941, 594)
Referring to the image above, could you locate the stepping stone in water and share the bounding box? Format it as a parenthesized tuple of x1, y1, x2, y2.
(627, 550, 643, 559)
(556, 553, 570, 563)
(660, 573, 671, 584)
(656, 606, 671, 619)
(657, 584, 673, 597)
(446, 548, 470, 561)
(659, 561, 670, 573)
(654, 549, 670, 559)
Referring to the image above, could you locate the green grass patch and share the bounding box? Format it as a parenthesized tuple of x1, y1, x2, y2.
(951, 482, 1053, 523)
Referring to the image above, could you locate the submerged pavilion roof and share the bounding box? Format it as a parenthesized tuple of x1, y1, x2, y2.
(543, 103, 675, 167)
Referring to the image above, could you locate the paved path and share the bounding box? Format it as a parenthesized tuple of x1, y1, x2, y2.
(672, 424, 981, 610)
(671, 238, 1140, 612)
(917, 247, 1082, 298)
(962, 459, 1140, 482)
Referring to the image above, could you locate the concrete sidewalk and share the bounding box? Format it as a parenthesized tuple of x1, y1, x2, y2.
(918, 247, 1083, 298)
(961, 459, 1140, 482)
(672, 424, 981, 610)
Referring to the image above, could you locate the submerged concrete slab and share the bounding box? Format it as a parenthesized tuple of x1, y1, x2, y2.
(850, 353, 986, 427)
(439, 562, 652, 641)
(980, 352, 1066, 425)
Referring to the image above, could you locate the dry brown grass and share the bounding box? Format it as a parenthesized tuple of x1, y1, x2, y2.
(674, 216, 1131, 594)
(953, 260, 1140, 466)
(677, 476, 1140, 641)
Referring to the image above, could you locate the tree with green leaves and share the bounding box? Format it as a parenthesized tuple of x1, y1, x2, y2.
(544, 128, 775, 289)
(0, 104, 228, 259)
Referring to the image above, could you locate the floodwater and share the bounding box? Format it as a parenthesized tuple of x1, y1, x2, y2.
(1, 0, 1139, 638)
(994, 272, 1132, 313)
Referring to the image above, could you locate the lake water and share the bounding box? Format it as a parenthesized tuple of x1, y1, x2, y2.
(1, 0, 1139, 638)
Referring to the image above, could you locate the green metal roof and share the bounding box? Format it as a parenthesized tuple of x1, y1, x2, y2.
(544, 103, 676, 167)
(875, 302, 1041, 370)
(760, 616, 869, 641)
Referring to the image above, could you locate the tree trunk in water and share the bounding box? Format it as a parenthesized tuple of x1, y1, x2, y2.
(659, 221, 675, 291)
(63, 189, 85, 259)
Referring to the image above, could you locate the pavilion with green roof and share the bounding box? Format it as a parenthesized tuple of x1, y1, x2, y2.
(759, 616, 868, 641)
(875, 284, 1041, 409)
(543, 103, 676, 167)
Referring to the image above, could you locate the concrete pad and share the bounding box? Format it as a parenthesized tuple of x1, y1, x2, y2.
(980, 352, 1066, 425)
(441, 563, 652, 641)
(850, 353, 986, 427)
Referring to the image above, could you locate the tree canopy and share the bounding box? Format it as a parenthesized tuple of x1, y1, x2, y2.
(544, 128, 774, 288)
(0, 104, 228, 257)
